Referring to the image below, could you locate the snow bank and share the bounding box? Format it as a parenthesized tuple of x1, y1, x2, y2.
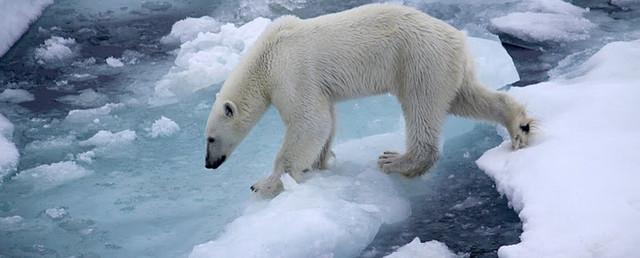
(14, 161, 91, 191)
(149, 116, 180, 138)
(64, 103, 124, 123)
(0, 0, 53, 57)
(489, 0, 594, 43)
(0, 114, 19, 181)
(34, 36, 77, 64)
(0, 88, 35, 103)
(190, 133, 410, 258)
(477, 40, 640, 258)
(152, 17, 271, 104)
(79, 130, 137, 148)
(384, 238, 460, 258)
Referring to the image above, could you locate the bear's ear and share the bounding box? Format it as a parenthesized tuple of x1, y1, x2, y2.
(223, 101, 237, 118)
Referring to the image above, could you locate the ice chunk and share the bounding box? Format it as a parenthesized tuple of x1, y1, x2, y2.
(106, 56, 125, 67)
(477, 40, 640, 258)
(522, 0, 586, 16)
(384, 238, 460, 258)
(57, 89, 108, 107)
(64, 103, 124, 123)
(75, 150, 96, 164)
(14, 161, 91, 191)
(79, 130, 137, 148)
(160, 16, 221, 45)
(490, 12, 595, 43)
(0, 88, 35, 103)
(152, 17, 271, 104)
(149, 116, 180, 138)
(45, 207, 68, 220)
(0, 113, 19, 181)
(0, 0, 53, 57)
(34, 36, 77, 64)
(467, 36, 519, 88)
(190, 133, 410, 258)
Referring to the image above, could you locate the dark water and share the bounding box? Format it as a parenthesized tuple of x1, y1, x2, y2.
(361, 125, 521, 258)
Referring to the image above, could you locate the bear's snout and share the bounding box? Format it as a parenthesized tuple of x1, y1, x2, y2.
(205, 155, 226, 169)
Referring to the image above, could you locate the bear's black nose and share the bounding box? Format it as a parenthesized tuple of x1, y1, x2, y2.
(205, 155, 226, 169)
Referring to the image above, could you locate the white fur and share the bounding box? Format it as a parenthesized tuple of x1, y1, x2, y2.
(205, 4, 533, 198)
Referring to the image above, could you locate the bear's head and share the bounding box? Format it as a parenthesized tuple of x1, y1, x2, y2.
(204, 99, 244, 169)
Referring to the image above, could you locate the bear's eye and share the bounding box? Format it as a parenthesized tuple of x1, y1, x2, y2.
(208, 137, 215, 143)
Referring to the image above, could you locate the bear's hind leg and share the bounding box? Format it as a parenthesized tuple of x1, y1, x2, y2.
(378, 94, 448, 177)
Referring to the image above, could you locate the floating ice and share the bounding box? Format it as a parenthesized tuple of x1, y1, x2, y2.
(64, 103, 124, 123)
(152, 17, 271, 104)
(34, 36, 77, 64)
(106, 56, 125, 67)
(160, 16, 221, 45)
(57, 89, 108, 107)
(45, 207, 68, 220)
(0, 0, 53, 57)
(490, 12, 595, 43)
(14, 161, 91, 191)
(75, 150, 96, 164)
(79, 130, 137, 148)
(190, 133, 410, 258)
(0, 113, 19, 181)
(477, 40, 640, 258)
(0, 88, 35, 103)
(521, 0, 586, 16)
(467, 36, 519, 89)
(149, 116, 180, 138)
(383, 238, 460, 258)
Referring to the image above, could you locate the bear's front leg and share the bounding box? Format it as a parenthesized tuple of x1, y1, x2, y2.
(250, 100, 333, 198)
(250, 174, 284, 199)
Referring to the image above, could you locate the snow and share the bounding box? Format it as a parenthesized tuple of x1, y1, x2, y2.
(14, 161, 91, 191)
(160, 16, 221, 45)
(383, 238, 460, 258)
(79, 129, 137, 148)
(0, 88, 35, 103)
(490, 12, 595, 43)
(106, 56, 125, 67)
(152, 17, 271, 104)
(0, 0, 53, 57)
(57, 89, 108, 107)
(477, 40, 640, 258)
(34, 36, 77, 64)
(0, 113, 19, 181)
(149, 116, 180, 138)
(64, 103, 124, 123)
(190, 133, 410, 258)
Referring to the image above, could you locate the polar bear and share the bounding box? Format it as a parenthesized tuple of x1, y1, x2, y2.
(205, 4, 533, 198)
